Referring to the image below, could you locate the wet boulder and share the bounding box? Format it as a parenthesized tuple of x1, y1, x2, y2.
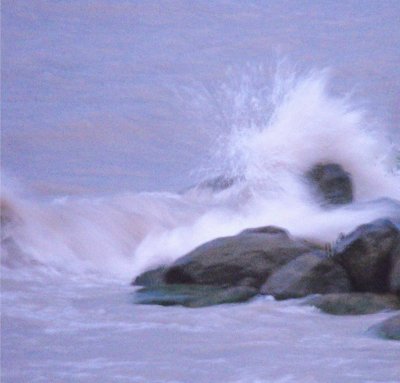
(333, 219, 400, 293)
(306, 163, 353, 205)
(260, 252, 352, 299)
(133, 284, 257, 308)
(304, 293, 400, 315)
(163, 226, 319, 288)
(369, 313, 400, 340)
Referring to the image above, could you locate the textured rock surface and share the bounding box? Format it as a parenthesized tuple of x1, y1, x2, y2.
(260, 252, 352, 299)
(164, 226, 318, 288)
(333, 219, 399, 293)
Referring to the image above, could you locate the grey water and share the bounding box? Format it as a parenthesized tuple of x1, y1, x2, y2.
(2, 1, 400, 383)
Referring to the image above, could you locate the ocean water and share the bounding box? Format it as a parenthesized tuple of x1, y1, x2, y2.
(2, 1, 400, 383)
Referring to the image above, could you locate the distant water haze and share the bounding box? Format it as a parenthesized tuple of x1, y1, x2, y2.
(2, 0, 400, 196)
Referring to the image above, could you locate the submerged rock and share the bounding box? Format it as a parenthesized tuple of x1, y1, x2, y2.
(196, 175, 238, 192)
(260, 252, 351, 299)
(163, 226, 318, 288)
(304, 293, 400, 315)
(333, 219, 400, 293)
(369, 313, 400, 341)
(306, 163, 353, 206)
(133, 284, 257, 308)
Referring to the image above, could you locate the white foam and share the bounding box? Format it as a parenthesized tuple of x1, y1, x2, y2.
(2, 69, 399, 280)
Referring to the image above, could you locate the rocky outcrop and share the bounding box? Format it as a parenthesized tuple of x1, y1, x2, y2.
(260, 252, 352, 299)
(306, 163, 353, 205)
(133, 211, 400, 309)
(304, 293, 400, 315)
(163, 226, 318, 288)
(369, 313, 400, 340)
(333, 219, 400, 293)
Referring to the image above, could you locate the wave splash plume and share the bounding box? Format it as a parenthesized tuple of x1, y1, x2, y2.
(2, 69, 399, 281)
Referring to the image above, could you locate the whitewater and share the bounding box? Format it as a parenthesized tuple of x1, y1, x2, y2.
(2, 70, 400, 382)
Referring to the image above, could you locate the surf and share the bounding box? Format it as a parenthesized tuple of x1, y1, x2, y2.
(1, 68, 399, 282)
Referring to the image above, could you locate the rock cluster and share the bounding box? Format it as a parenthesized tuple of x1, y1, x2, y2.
(132, 163, 400, 339)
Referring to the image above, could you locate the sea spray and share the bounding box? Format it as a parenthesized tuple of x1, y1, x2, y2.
(1, 69, 399, 281)
(1, 187, 203, 278)
(132, 69, 400, 275)
(203, 68, 399, 198)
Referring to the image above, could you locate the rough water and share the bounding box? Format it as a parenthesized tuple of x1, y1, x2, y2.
(2, 2, 400, 383)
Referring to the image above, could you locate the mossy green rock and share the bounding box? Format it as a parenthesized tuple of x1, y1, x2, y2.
(133, 284, 257, 308)
(304, 293, 400, 315)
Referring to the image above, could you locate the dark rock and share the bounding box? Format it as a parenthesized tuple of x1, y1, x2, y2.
(260, 252, 352, 299)
(132, 267, 166, 287)
(304, 293, 400, 315)
(133, 284, 257, 308)
(306, 163, 353, 205)
(195, 175, 239, 192)
(369, 313, 400, 340)
(333, 219, 400, 293)
(164, 226, 318, 288)
(390, 241, 400, 295)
